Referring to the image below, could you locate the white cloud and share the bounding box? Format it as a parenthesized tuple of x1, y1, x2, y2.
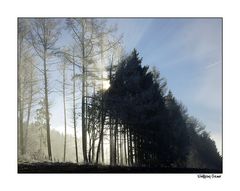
(194, 60, 222, 111)
(113, 19, 152, 51)
(205, 60, 221, 70)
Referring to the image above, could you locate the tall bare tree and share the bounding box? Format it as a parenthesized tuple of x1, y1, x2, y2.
(57, 57, 68, 162)
(18, 19, 27, 156)
(62, 60, 67, 162)
(72, 51, 79, 163)
(28, 18, 60, 160)
(66, 19, 90, 162)
(18, 19, 39, 156)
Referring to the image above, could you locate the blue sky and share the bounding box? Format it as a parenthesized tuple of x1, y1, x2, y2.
(50, 18, 222, 154)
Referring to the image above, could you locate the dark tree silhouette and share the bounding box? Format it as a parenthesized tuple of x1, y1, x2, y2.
(164, 91, 189, 167)
(186, 117, 222, 170)
(103, 49, 189, 167)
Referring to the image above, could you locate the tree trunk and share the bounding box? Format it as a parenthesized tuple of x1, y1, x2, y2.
(40, 126, 43, 153)
(63, 62, 67, 162)
(100, 38, 105, 164)
(88, 136, 92, 163)
(91, 83, 96, 163)
(108, 56, 114, 165)
(43, 46, 52, 161)
(123, 127, 128, 165)
(81, 33, 88, 163)
(24, 69, 33, 154)
(115, 120, 119, 165)
(73, 60, 79, 163)
(113, 119, 117, 165)
(127, 128, 133, 166)
(101, 134, 104, 163)
(120, 125, 123, 165)
(109, 116, 113, 165)
(19, 97, 24, 155)
(91, 130, 95, 163)
(95, 112, 106, 164)
(129, 130, 133, 165)
(18, 29, 24, 156)
(85, 65, 89, 162)
(133, 133, 138, 166)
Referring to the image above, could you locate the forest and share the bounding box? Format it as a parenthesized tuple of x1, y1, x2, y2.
(18, 18, 222, 173)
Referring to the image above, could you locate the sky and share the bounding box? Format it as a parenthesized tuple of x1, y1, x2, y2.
(50, 18, 222, 154)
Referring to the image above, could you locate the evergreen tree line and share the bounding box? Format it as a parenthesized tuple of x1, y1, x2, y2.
(88, 49, 222, 170)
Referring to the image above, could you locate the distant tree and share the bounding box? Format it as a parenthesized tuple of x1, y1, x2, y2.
(34, 100, 48, 158)
(186, 117, 222, 170)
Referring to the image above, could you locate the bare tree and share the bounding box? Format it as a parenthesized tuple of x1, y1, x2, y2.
(62, 60, 67, 162)
(28, 18, 60, 160)
(18, 19, 39, 156)
(72, 51, 79, 163)
(18, 19, 27, 156)
(66, 18, 91, 163)
(18, 18, 30, 156)
(57, 56, 68, 162)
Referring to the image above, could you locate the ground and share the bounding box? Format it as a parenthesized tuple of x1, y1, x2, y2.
(18, 162, 222, 173)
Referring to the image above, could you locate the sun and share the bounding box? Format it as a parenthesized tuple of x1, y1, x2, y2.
(102, 80, 110, 90)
